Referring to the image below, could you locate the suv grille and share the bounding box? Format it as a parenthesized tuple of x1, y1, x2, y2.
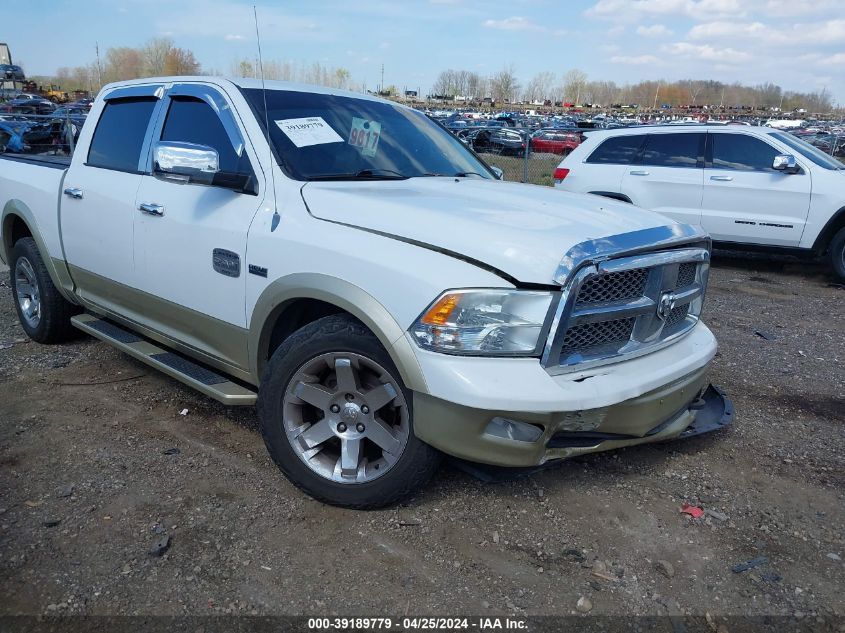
(545, 248, 710, 371)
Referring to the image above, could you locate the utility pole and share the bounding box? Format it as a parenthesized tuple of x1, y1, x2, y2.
(380, 63, 384, 94)
(95, 41, 102, 89)
(652, 81, 660, 110)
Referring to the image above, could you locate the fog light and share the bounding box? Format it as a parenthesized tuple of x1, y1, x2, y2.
(484, 417, 543, 443)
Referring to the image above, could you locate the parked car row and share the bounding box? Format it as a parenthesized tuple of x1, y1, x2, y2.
(0, 108, 87, 155)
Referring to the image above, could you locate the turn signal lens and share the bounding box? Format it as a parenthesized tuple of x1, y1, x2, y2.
(420, 293, 461, 325)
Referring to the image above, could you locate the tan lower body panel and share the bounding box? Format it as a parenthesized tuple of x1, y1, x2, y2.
(66, 264, 254, 384)
(71, 314, 257, 406)
(413, 367, 713, 467)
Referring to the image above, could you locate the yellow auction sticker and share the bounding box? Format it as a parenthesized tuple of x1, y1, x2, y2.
(349, 117, 381, 157)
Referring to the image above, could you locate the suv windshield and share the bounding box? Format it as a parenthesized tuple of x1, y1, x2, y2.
(240, 88, 493, 181)
(769, 131, 843, 170)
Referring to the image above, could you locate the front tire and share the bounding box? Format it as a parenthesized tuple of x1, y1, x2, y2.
(9, 237, 78, 343)
(829, 226, 845, 282)
(257, 314, 442, 509)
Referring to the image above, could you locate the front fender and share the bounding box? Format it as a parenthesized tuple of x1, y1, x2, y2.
(248, 272, 428, 392)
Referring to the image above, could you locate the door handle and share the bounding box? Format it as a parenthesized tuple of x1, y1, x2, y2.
(629, 170, 650, 176)
(710, 175, 733, 182)
(138, 202, 165, 217)
(63, 187, 83, 199)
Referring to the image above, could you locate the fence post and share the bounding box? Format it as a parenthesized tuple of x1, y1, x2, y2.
(522, 131, 529, 183)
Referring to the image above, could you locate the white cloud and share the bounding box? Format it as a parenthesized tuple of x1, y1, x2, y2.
(224, 34, 245, 41)
(483, 16, 545, 31)
(586, 0, 745, 21)
(611, 54, 661, 64)
(636, 24, 673, 36)
(662, 42, 751, 63)
(688, 19, 845, 45)
(820, 52, 845, 65)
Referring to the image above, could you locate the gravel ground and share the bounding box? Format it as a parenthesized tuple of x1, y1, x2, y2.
(0, 253, 843, 626)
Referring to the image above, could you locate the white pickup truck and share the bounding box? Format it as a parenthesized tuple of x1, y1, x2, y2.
(0, 77, 732, 508)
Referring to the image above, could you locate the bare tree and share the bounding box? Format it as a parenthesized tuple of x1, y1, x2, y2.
(490, 65, 519, 104)
(523, 71, 554, 103)
(466, 72, 482, 100)
(102, 47, 144, 83)
(142, 37, 174, 76)
(561, 69, 588, 104)
(164, 48, 200, 75)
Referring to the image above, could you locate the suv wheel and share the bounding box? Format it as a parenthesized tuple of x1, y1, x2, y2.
(9, 237, 78, 343)
(830, 226, 845, 282)
(258, 314, 441, 509)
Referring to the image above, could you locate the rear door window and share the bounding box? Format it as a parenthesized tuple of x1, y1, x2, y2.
(710, 133, 779, 172)
(641, 133, 703, 168)
(586, 135, 645, 165)
(87, 97, 157, 172)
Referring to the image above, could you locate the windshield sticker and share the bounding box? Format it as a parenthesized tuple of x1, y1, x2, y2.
(349, 117, 381, 157)
(274, 117, 343, 148)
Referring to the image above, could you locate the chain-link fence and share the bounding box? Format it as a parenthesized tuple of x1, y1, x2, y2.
(465, 128, 582, 186)
(476, 150, 563, 187)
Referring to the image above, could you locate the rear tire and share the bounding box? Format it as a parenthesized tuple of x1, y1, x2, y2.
(829, 227, 845, 282)
(257, 314, 442, 509)
(9, 237, 79, 344)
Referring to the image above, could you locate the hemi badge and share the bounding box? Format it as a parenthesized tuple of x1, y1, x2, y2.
(248, 264, 268, 278)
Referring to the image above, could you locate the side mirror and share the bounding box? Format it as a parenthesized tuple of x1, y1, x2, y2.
(491, 166, 504, 180)
(772, 154, 799, 173)
(154, 141, 256, 193)
(154, 141, 219, 185)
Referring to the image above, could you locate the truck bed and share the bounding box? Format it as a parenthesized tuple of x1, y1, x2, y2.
(0, 153, 72, 169)
(0, 154, 68, 266)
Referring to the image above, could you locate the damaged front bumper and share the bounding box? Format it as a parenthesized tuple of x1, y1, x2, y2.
(413, 370, 733, 468)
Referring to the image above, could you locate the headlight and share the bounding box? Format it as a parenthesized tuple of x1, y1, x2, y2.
(410, 289, 555, 356)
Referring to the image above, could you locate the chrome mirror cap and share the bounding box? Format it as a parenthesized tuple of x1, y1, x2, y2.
(154, 141, 220, 182)
(772, 154, 797, 172)
(491, 166, 504, 180)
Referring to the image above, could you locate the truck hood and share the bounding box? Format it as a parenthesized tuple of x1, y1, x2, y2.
(301, 178, 675, 285)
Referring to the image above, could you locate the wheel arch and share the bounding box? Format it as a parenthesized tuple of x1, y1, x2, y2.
(1, 200, 77, 303)
(249, 273, 428, 393)
(811, 206, 845, 254)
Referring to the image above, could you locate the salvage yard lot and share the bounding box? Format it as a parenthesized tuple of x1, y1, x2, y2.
(0, 254, 843, 622)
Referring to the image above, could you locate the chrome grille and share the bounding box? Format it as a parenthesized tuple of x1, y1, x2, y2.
(677, 262, 697, 288)
(575, 268, 648, 307)
(561, 318, 636, 354)
(544, 247, 710, 372)
(664, 303, 690, 329)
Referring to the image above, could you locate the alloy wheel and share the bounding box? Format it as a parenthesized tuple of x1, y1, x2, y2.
(282, 352, 410, 484)
(14, 256, 41, 328)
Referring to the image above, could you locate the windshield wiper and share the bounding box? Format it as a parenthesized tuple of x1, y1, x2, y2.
(420, 171, 487, 178)
(308, 169, 408, 181)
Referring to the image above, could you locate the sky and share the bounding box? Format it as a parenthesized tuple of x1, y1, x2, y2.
(8, 0, 845, 104)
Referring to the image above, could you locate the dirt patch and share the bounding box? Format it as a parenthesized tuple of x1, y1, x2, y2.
(0, 256, 843, 622)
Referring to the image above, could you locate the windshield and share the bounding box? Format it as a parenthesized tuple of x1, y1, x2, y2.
(770, 131, 843, 170)
(239, 88, 494, 181)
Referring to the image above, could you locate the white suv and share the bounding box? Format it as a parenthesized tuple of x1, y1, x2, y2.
(554, 125, 845, 280)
